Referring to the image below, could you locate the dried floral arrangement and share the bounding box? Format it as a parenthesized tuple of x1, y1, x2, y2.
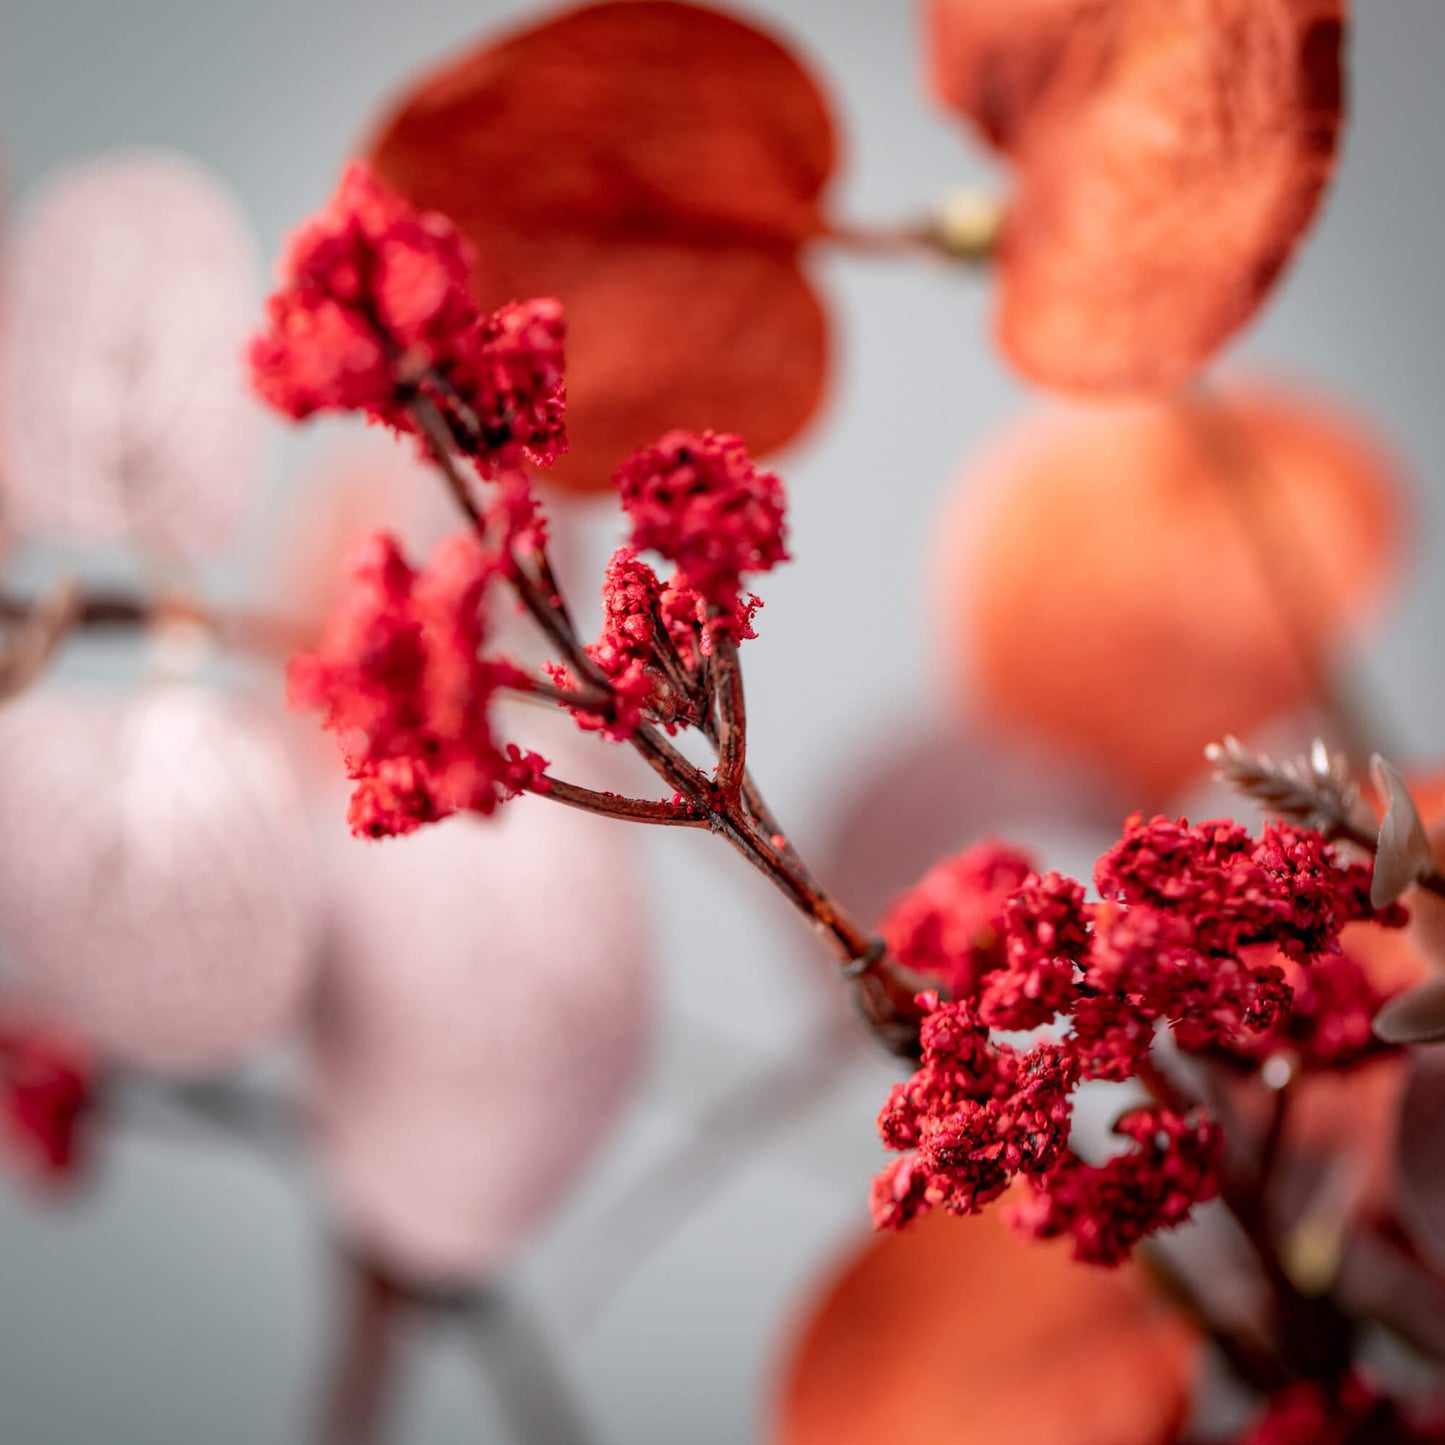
(2, 2, 1444, 1443)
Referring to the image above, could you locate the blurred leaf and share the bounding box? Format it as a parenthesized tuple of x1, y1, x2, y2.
(310, 721, 653, 1288)
(0, 151, 262, 558)
(1396, 1046, 1445, 1269)
(0, 685, 319, 1075)
(1373, 980, 1445, 1046)
(775, 1208, 1199, 1445)
(942, 382, 1401, 802)
(368, 0, 835, 489)
(1370, 755, 1436, 907)
(925, 0, 1346, 391)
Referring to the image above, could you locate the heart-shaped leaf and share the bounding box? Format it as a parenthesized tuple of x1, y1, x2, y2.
(367, 0, 836, 489)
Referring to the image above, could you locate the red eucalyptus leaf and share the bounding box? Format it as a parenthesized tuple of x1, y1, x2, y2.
(367, 0, 836, 489)
(926, 0, 1346, 391)
(775, 1209, 1199, 1445)
(940, 382, 1400, 802)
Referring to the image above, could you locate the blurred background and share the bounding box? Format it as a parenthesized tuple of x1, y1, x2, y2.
(2, 2, 1444, 1441)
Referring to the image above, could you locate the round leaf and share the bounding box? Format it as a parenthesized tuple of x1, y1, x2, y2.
(367, 0, 836, 488)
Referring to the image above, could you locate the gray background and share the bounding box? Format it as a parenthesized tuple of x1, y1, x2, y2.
(2, 2, 1444, 1442)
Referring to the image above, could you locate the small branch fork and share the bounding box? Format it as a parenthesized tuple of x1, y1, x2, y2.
(405, 395, 928, 1057)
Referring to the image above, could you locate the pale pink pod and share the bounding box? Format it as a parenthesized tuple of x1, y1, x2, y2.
(0, 685, 320, 1073)
(1, 151, 261, 557)
(310, 758, 653, 1287)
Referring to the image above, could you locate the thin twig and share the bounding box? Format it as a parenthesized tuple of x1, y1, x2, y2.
(1183, 385, 1383, 768)
(711, 633, 747, 799)
(464, 1291, 595, 1445)
(525, 776, 706, 828)
(560, 1018, 860, 1328)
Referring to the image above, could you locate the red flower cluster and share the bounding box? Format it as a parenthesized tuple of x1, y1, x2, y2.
(1009, 1106, 1222, 1267)
(615, 430, 788, 639)
(288, 530, 546, 838)
(0, 1017, 93, 1184)
(249, 162, 565, 473)
(872, 818, 1400, 1262)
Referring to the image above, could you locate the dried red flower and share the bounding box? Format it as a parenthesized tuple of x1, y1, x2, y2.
(878, 841, 1034, 1000)
(872, 814, 1397, 1261)
(288, 530, 546, 837)
(0, 1016, 93, 1184)
(367, 0, 836, 487)
(616, 429, 788, 633)
(942, 384, 1401, 801)
(926, 0, 1347, 390)
(1013, 1106, 1222, 1267)
(250, 163, 566, 474)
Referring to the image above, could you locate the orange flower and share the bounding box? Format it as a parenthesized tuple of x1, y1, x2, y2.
(774, 1208, 1198, 1445)
(925, 0, 1347, 391)
(367, 0, 836, 490)
(938, 381, 1401, 802)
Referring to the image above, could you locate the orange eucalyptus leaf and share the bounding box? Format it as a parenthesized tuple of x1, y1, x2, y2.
(940, 382, 1401, 803)
(775, 1209, 1198, 1445)
(926, 0, 1346, 390)
(368, 0, 836, 489)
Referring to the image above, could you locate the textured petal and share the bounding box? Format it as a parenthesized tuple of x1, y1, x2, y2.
(309, 730, 652, 1286)
(775, 1209, 1198, 1445)
(367, 0, 835, 488)
(0, 686, 319, 1074)
(941, 381, 1400, 802)
(926, 0, 1346, 390)
(1, 151, 263, 557)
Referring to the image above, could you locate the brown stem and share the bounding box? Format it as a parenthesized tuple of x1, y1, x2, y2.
(711, 633, 747, 799)
(408, 393, 483, 527)
(0, 588, 309, 659)
(417, 397, 928, 1055)
(317, 1257, 408, 1445)
(523, 776, 705, 828)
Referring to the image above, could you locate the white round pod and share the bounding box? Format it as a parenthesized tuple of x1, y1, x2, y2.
(0, 684, 320, 1073)
(310, 765, 653, 1288)
(1, 150, 262, 558)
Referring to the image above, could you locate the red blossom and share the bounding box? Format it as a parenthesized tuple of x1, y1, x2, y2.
(0, 1019, 94, 1184)
(288, 529, 546, 838)
(879, 841, 1035, 1000)
(616, 430, 788, 635)
(873, 813, 1400, 1262)
(249, 163, 566, 474)
(1009, 1107, 1222, 1267)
